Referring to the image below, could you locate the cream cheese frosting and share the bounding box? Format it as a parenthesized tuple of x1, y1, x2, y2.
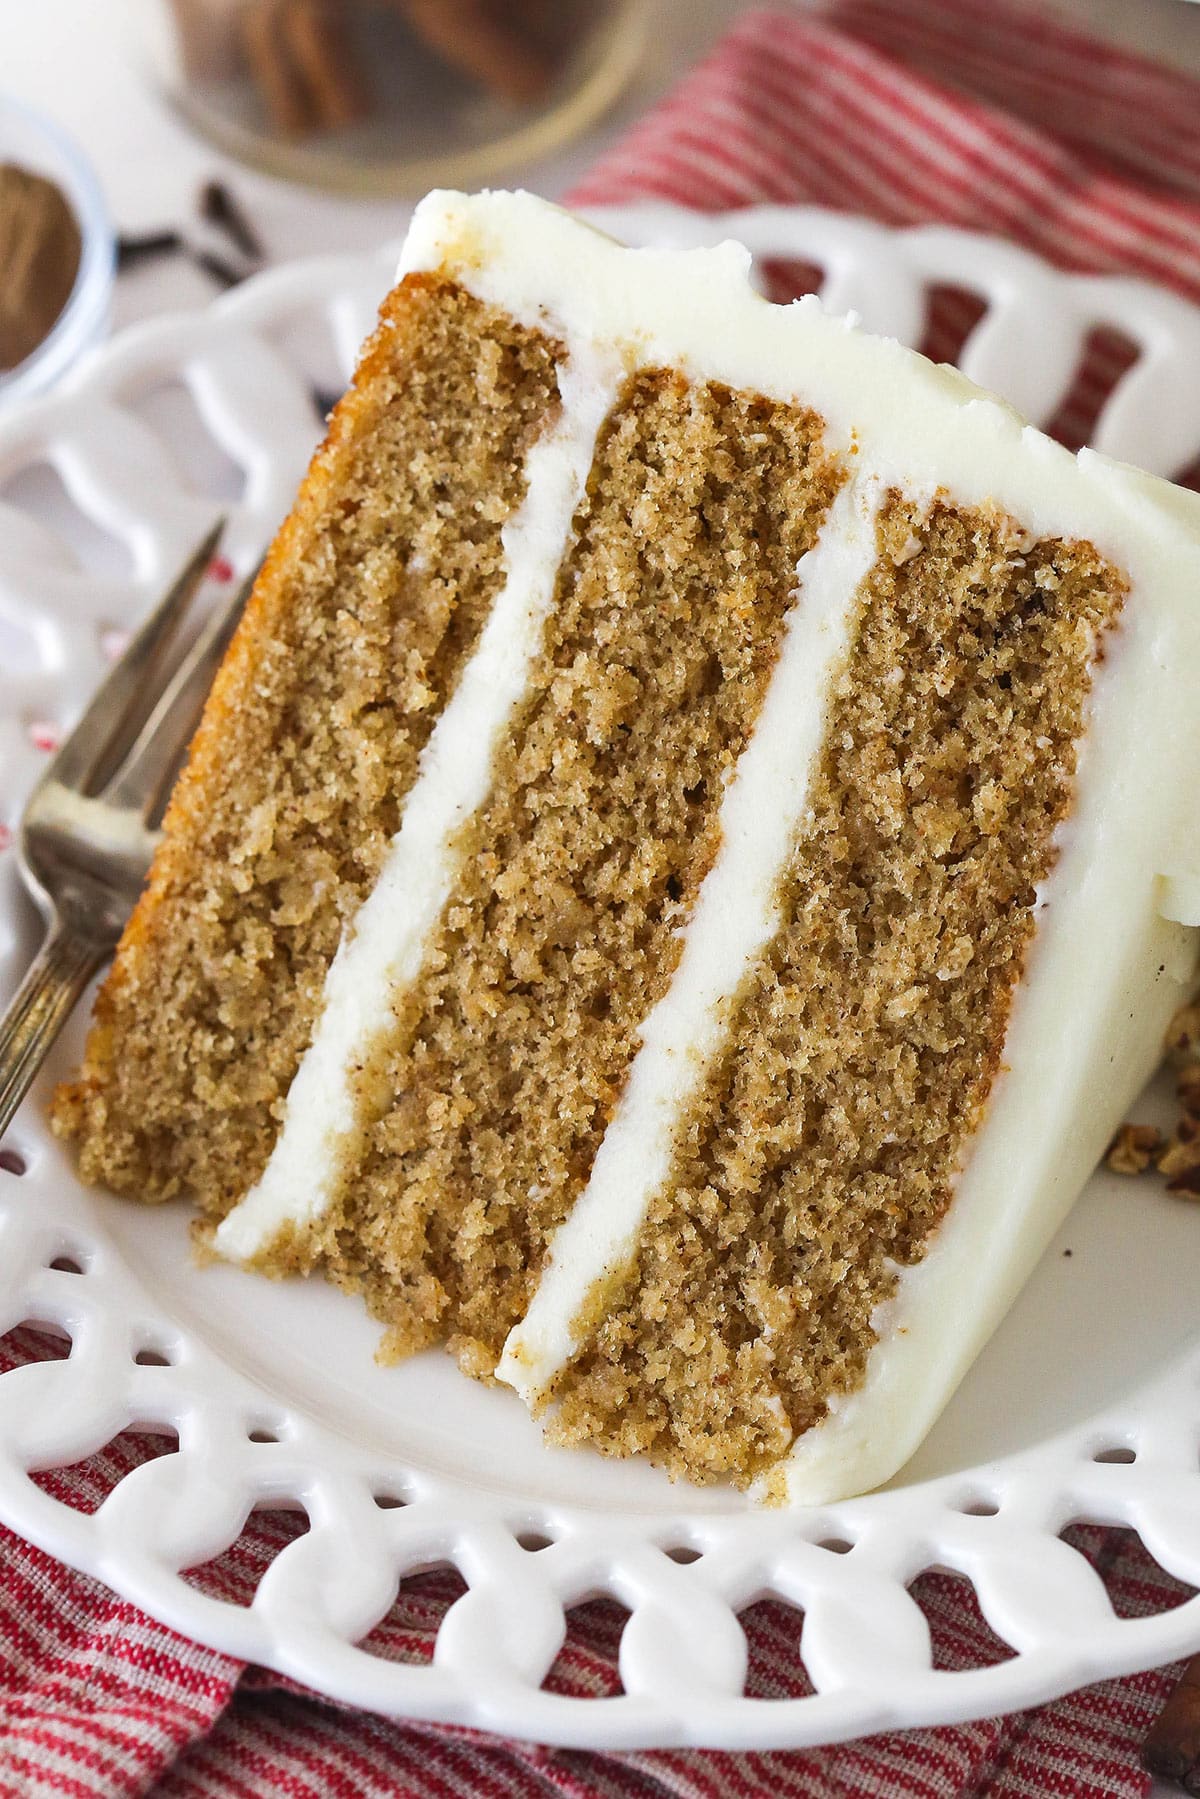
(215, 341, 624, 1262)
(497, 471, 888, 1399)
(215, 190, 1200, 1503)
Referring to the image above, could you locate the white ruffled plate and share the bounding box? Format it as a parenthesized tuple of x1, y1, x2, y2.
(2, 205, 1200, 1750)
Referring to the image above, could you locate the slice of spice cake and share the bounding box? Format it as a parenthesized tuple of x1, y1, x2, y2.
(54, 191, 1200, 1504)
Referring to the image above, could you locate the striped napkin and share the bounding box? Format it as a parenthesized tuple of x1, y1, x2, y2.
(4, 1, 1199, 1792)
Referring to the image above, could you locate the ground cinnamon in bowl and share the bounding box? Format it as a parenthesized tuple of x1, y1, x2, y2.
(0, 162, 82, 372)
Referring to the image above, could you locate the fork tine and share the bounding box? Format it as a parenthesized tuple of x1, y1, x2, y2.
(39, 518, 226, 798)
(101, 558, 260, 824)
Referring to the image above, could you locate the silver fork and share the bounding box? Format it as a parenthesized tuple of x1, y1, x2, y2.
(0, 521, 255, 1140)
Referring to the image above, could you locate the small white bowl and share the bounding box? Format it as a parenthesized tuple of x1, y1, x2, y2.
(0, 95, 116, 410)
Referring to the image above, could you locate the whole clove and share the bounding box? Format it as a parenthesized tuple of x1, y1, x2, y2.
(117, 199, 261, 293)
(117, 232, 250, 290)
(191, 247, 251, 289)
(198, 178, 264, 262)
(117, 229, 186, 271)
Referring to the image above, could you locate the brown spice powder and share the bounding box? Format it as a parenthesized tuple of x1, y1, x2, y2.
(0, 163, 81, 371)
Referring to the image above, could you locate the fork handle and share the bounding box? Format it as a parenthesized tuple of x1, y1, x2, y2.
(0, 922, 105, 1141)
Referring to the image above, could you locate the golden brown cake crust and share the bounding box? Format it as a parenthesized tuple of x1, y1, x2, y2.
(52, 278, 563, 1207)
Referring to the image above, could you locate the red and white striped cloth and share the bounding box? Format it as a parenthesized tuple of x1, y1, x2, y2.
(5, 1, 1200, 1791)
(572, 0, 1200, 482)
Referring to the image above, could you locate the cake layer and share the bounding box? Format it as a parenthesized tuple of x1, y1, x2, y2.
(213, 339, 623, 1260)
(543, 494, 1126, 1485)
(53, 279, 564, 1208)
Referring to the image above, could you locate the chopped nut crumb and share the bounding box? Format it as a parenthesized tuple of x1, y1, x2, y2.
(189, 1215, 219, 1265)
(1166, 1001, 1200, 1062)
(1114, 1005, 1200, 1202)
(1178, 1063, 1200, 1116)
(1106, 1122, 1162, 1175)
(1157, 1132, 1200, 1179)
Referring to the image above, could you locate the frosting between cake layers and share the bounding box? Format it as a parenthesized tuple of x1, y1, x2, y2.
(214, 344, 624, 1262)
(497, 470, 888, 1401)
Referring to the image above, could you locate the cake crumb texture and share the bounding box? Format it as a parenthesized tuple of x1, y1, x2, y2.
(315, 372, 844, 1373)
(548, 494, 1127, 1486)
(52, 279, 562, 1209)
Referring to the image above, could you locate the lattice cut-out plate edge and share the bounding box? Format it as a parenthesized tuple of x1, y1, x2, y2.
(1, 204, 1200, 1750)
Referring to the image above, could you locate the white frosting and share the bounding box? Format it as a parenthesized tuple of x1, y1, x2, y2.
(397, 193, 1200, 557)
(497, 472, 886, 1400)
(220, 191, 1200, 1504)
(772, 618, 1200, 1503)
(215, 345, 623, 1261)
